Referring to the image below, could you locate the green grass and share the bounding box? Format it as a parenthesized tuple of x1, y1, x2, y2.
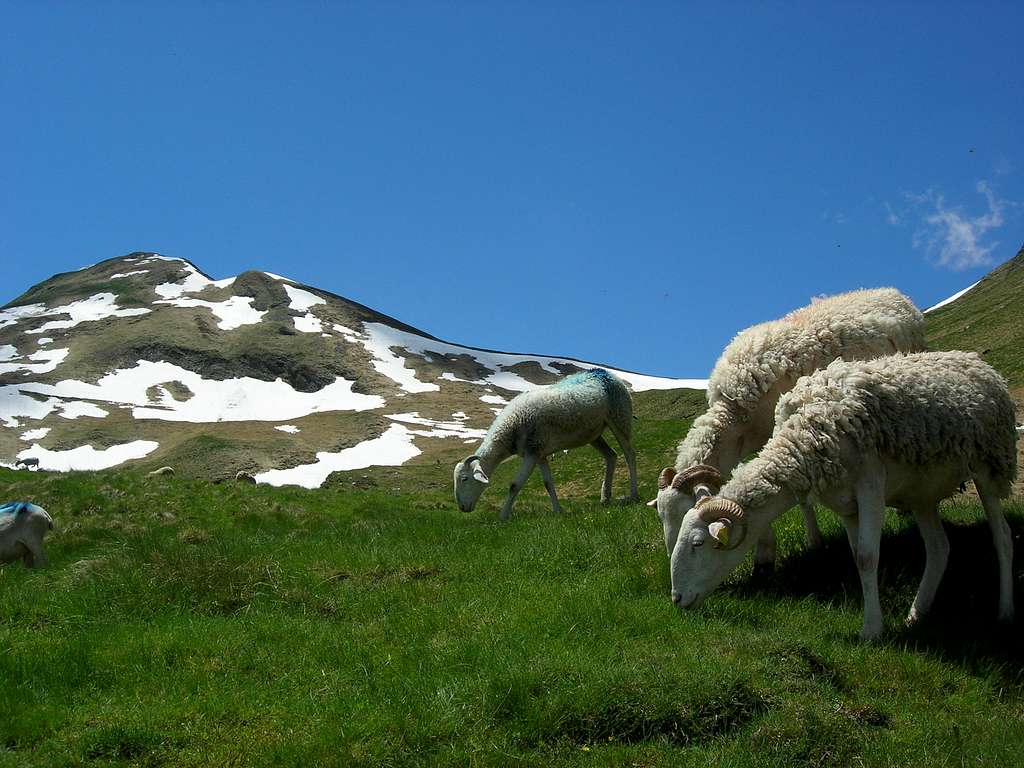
(926, 244, 1024, 390)
(2, 440, 1023, 766)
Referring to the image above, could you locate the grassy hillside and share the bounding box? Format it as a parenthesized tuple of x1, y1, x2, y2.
(926, 244, 1024, 392)
(2, 396, 1023, 767)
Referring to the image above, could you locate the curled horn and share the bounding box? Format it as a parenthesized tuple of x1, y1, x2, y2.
(463, 454, 481, 465)
(657, 467, 677, 490)
(696, 497, 745, 524)
(670, 464, 724, 495)
(697, 498, 746, 549)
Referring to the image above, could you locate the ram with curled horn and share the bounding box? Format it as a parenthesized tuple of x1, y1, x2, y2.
(695, 497, 746, 549)
(670, 351, 1017, 641)
(653, 287, 925, 568)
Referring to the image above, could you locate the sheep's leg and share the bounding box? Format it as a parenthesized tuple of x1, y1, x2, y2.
(976, 475, 1014, 622)
(906, 504, 949, 625)
(606, 422, 639, 502)
(839, 514, 859, 561)
(21, 540, 47, 569)
(499, 455, 538, 521)
(538, 458, 563, 515)
(752, 528, 777, 577)
(801, 501, 824, 550)
(852, 474, 886, 640)
(591, 436, 617, 504)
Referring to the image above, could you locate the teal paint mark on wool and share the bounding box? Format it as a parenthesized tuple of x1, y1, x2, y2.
(0, 501, 32, 516)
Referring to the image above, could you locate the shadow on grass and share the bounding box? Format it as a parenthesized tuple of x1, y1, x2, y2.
(516, 682, 771, 749)
(732, 515, 1024, 681)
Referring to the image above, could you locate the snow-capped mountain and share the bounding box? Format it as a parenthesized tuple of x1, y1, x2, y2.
(1, 253, 705, 485)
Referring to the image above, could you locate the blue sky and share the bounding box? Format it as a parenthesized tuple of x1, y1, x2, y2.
(3, 2, 1022, 378)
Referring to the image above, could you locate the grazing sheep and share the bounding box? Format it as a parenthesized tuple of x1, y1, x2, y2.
(235, 471, 257, 484)
(149, 466, 175, 476)
(669, 351, 1016, 640)
(15, 457, 39, 470)
(454, 368, 638, 520)
(0, 501, 54, 568)
(654, 288, 925, 566)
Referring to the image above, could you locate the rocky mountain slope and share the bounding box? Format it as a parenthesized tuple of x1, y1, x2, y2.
(5, 244, 1020, 488)
(1, 253, 703, 485)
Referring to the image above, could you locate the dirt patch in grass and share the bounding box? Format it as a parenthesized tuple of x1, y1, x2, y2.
(771, 644, 849, 694)
(533, 682, 771, 748)
(81, 724, 171, 763)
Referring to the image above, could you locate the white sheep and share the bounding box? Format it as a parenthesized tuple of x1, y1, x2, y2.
(669, 351, 1017, 640)
(454, 368, 638, 519)
(0, 501, 54, 568)
(654, 288, 925, 568)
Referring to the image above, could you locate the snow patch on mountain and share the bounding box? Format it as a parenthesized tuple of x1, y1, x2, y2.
(294, 313, 323, 333)
(351, 321, 703, 394)
(8, 360, 384, 423)
(255, 424, 420, 488)
(155, 261, 236, 299)
(283, 285, 326, 312)
(925, 281, 981, 313)
(0, 388, 112, 428)
(386, 412, 487, 439)
(18, 440, 159, 471)
(0, 348, 70, 375)
(0, 293, 150, 334)
(58, 401, 109, 419)
(156, 295, 266, 330)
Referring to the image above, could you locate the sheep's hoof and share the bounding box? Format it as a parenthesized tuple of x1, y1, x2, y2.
(859, 625, 884, 642)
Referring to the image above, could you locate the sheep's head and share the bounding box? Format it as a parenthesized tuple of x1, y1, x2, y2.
(651, 464, 723, 555)
(453, 455, 489, 512)
(669, 497, 749, 609)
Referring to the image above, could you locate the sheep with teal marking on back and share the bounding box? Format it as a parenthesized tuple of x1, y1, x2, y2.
(454, 368, 639, 520)
(0, 501, 54, 568)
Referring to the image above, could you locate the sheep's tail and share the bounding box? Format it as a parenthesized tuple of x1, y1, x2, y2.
(590, 369, 633, 439)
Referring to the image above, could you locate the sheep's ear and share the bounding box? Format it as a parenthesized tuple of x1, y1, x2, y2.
(470, 460, 489, 484)
(708, 520, 731, 547)
(646, 498, 658, 508)
(694, 485, 713, 503)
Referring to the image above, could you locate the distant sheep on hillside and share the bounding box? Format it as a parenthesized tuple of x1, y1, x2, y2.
(454, 369, 638, 520)
(654, 288, 925, 568)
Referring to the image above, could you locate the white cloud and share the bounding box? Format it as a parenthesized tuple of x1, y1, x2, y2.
(910, 181, 1014, 271)
(883, 201, 902, 226)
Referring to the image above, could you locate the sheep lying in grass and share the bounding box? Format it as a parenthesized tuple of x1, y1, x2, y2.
(0, 501, 54, 568)
(654, 288, 925, 567)
(669, 351, 1017, 640)
(454, 368, 638, 520)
